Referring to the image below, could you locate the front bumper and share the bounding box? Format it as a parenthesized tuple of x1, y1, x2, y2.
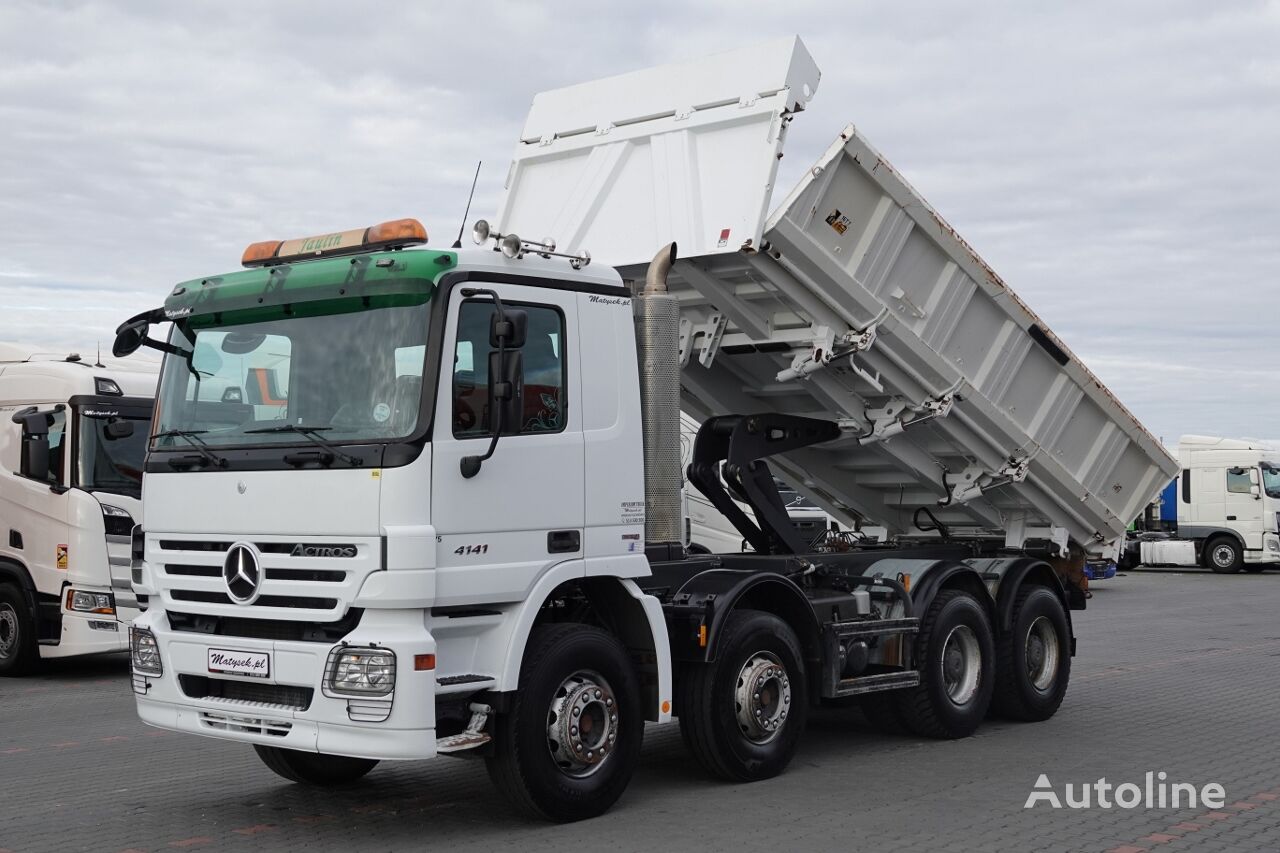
(131, 608, 438, 761)
(39, 592, 130, 659)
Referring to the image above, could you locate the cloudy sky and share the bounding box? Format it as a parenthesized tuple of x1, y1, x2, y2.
(1, 0, 1276, 445)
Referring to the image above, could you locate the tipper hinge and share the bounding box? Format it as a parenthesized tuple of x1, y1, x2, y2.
(775, 309, 888, 384)
(848, 381, 960, 445)
(945, 455, 1032, 505)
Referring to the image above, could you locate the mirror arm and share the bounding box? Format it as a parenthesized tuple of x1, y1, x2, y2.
(141, 337, 185, 357)
(459, 288, 511, 480)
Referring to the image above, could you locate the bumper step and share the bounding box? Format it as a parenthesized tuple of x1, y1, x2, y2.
(436, 702, 493, 755)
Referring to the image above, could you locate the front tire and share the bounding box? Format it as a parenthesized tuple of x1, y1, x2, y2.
(254, 745, 378, 786)
(677, 609, 808, 782)
(992, 585, 1071, 721)
(1205, 538, 1243, 574)
(486, 624, 642, 822)
(0, 583, 38, 677)
(899, 589, 994, 739)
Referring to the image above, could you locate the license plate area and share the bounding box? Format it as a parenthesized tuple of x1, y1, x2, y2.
(207, 648, 271, 679)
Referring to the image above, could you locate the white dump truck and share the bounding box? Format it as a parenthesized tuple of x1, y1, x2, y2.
(0, 343, 157, 673)
(1125, 435, 1280, 573)
(115, 38, 1176, 821)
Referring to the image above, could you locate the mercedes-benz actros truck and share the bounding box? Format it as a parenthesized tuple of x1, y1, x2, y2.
(115, 38, 1176, 821)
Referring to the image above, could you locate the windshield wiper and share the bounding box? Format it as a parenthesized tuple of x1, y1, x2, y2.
(153, 429, 227, 469)
(243, 424, 360, 466)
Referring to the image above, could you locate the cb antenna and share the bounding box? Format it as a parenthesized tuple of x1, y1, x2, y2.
(452, 160, 483, 248)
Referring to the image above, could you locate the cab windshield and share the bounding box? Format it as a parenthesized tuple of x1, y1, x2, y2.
(77, 409, 151, 498)
(1263, 464, 1280, 499)
(153, 298, 431, 449)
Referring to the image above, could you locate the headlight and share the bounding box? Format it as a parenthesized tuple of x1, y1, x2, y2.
(66, 589, 114, 615)
(324, 647, 396, 696)
(130, 626, 162, 676)
(101, 503, 135, 536)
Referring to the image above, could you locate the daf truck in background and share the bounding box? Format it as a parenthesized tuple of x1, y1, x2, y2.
(115, 39, 1176, 822)
(1122, 436, 1280, 573)
(0, 343, 157, 674)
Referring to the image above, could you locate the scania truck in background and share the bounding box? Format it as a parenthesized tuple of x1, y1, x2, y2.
(0, 343, 157, 674)
(115, 39, 1176, 822)
(1122, 435, 1280, 573)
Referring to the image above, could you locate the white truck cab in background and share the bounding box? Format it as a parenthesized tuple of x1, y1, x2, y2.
(0, 343, 157, 673)
(1131, 435, 1280, 573)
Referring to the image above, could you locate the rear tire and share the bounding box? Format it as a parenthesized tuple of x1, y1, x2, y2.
(254, 746, 378, 786)
(676, 609, 808, 782)
(992, 585, 1071, 721)
(0, 583, 39, 677)
(486, 624, 642, 822)
(1204, 538, 1243, 574)
(899, 589, 994, 739)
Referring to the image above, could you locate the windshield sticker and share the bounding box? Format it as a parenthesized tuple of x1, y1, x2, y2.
(373, 402, 391, 423)
(56, 545, 68, 570)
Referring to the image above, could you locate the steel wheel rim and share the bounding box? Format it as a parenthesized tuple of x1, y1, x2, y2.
(1024, 615, 1059, 691)
(545, 669, 618, 778)
(734, 650, 791, 744)
(0, 603, 17, 660)
(941, 624, 981, 705)
(1212, 545, 1234, 567)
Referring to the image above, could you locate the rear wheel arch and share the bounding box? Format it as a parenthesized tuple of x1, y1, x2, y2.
(992, 559, 1074, 639)
(717, 578, 822, 677)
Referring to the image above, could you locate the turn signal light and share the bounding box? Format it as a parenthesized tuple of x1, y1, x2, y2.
(414, 653, 436, 671)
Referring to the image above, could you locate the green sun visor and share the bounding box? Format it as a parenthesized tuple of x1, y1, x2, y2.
(163, 249, 456, 328)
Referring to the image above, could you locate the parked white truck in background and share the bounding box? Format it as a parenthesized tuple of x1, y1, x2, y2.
(115, 39, 1176, 822)
(0, 343, 157, 673)
(1124, 435, 1280, 573)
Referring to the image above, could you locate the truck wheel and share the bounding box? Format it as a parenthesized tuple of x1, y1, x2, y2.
(1205, 538, 1243, 574)
(486, 624, 642, 822)
(991, 585, 1071, 721)
(0, 584, 38, 677)
(676, 609, 808, 782)
(899, 589, 994, 739)
(253, 745, 378, 786)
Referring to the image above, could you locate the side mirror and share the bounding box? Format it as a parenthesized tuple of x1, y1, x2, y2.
(113, 321, 148, 358)
(488, 350, 525, 436)
(105, 420, 136, 439)
(20, 436, 50, 482)
(1251, 484, 1262, 499)
(490, 309, 528, 349)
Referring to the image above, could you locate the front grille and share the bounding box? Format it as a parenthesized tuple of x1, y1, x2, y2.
(171, 590, 338, 609)
(165, 564, 221, 577)
(198, 711, 292, 737)
(180, 675, 313, 710)
(168, 609, 363, 643)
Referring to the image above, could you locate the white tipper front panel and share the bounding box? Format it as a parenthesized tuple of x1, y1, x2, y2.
(497, 36, 820, 268)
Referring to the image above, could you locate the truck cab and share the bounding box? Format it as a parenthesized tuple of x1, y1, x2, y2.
(0, 343, 157, 673)
(1176, 435, 1280, 572)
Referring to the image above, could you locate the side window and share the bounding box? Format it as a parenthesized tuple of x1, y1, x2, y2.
(1181, 469, 1191, 503)
(1226, 468, 1253, 494)
(452, 300, 566, 438)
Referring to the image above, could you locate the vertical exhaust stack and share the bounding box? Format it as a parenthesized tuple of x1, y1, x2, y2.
(636, 242, 683, 550)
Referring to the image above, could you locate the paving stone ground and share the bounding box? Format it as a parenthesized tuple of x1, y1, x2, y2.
(2, 566, 1278, 852)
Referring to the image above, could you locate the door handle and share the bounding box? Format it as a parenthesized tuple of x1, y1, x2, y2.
(547, 530, 581, 554)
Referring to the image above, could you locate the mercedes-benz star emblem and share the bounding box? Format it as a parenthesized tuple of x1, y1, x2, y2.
(222, 542, 262, 604)
(236, 481, 247, 495)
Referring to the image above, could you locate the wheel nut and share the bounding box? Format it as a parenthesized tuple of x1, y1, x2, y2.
(610, 714, 617, 723)
(571, 726, 578, 735)
(606, 698, 613, 707)
(594, 689, 601, 699)
(573, 707, 581, 716)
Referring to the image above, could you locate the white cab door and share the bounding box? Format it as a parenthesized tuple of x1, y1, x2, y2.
(431, 282, 584, 606)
